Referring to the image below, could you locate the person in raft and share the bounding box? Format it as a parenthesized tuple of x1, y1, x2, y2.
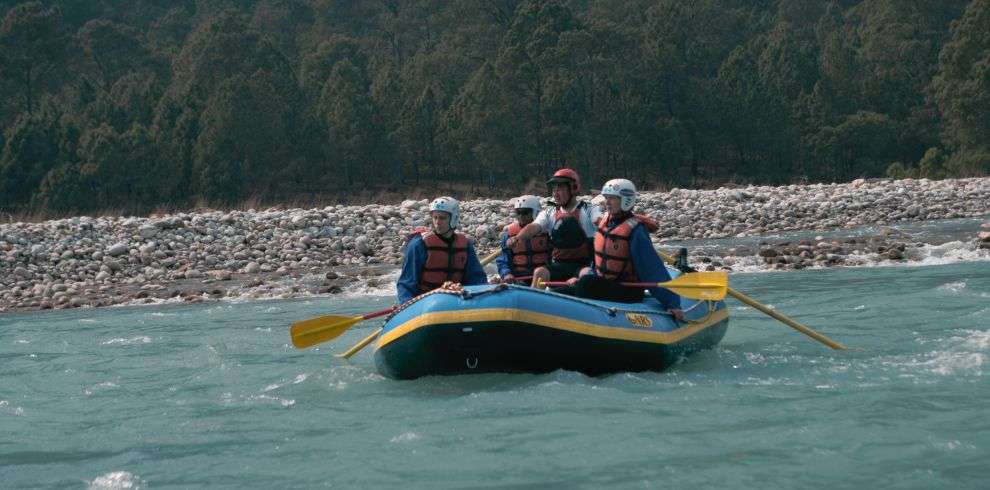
(559, 179, 684, 321)
(496, 195, 551, 283)
(505, 168, 601, 287)
(395, 196, 488, 304)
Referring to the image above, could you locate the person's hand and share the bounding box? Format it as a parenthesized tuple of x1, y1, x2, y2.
(502, 274, 516, 284)
(565, 277, 579, 286)
(669, 308, 685, 322)
(506, 236, 517, 248)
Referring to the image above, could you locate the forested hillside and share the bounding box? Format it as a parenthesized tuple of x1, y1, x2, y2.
(1, 0, 988, 214)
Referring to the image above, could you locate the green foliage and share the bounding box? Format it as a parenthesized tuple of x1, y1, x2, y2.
(0, 2, 64, 115)
(932, 0, 990, 154)
(0, 0, 988, 214)
(944, 149, 990, 176)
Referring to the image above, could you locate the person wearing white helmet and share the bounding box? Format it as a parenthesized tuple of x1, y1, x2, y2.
(558, 179, 684, 320)
(395, 196, 488, 303)
(495, 195, 551, 283)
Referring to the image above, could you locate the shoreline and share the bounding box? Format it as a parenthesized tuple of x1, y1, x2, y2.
(2, 177, 989, 313)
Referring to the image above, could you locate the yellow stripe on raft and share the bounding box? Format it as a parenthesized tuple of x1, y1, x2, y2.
(376, 307, 729, 350)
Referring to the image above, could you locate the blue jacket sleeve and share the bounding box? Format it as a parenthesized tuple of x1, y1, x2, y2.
(629, 227, 681, 310)
(496, 232, 512, 278)
(464, 241, 489, 285)
(396, 236, 426, 304)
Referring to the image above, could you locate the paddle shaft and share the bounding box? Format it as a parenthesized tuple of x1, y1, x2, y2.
(655, 250, 847, 350)
(337, 327, 383, 359)
(361, 307, 396, 321)
(727, 287, 846, 350)
(541, 279, 713, 289)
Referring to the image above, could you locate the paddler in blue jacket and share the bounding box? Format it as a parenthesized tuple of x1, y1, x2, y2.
(496, 195, 551, 283)
(561, 179, 684, 321)
(396, 196, 488, 304)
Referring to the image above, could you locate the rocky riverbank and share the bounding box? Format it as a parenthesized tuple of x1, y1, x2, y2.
(2, 177, 988, 313)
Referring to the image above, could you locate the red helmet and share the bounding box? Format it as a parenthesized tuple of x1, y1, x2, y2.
(545, 168, 580, 193)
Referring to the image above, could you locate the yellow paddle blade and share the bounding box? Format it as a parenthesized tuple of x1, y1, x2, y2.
(660, 272, 728, 301)
(290, 314, 362, 349)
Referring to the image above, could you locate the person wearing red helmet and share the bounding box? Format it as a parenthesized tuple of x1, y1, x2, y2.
(506, 168, 601, 287)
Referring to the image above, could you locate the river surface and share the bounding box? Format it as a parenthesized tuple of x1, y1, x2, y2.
(2, 233, 988, 488)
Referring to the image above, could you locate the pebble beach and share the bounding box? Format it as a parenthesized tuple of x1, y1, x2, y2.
(2, 177, 988, 313)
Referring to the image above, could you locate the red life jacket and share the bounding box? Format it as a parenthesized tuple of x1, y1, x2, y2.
(417, 231, 469, 293)
(550, 202, 592, 263)
(505, 222, 550, 275)
(593, 213, 659, 282)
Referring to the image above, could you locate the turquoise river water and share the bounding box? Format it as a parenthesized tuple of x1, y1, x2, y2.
(2, 257, 988, 488)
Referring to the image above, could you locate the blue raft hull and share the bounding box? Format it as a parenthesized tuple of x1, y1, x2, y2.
(373, 280, 729, 380)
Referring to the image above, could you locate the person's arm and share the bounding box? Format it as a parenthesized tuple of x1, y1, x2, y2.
(463, 241, 489, 285)
(496, 232, 512, 278)
(586, 203, 603, 230)
(507, 210, 550, 246)
(396, 236, 426, 304)
(629, 227, 681, 311)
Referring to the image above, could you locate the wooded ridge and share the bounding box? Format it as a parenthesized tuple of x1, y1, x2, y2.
(1, 0, 988, 214)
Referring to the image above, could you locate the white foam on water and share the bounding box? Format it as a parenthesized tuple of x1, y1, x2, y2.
(389, 432, 421, 443)
(84, 381, 120, 396)
(88, 471, 143, 490)
(889, 330, 987, 377)
(937, 280, 967, 293)
(113, 296, 185, 308)
(959, 329, 990, 350)
(698, 239, 989, 275)
(101, 336, 151, 346)
(920, 351, 983, 376)
(262, 373, 309, 393)
(0, 400, 25, 416)
(929, 438, 977, 452)
(78, 318, 97, 323)
(343, 270, 401, 297)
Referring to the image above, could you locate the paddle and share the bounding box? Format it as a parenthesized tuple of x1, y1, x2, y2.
(655, 250, 848, 350)
(290, 307, 395, 349)
(289, 250, 502, 359)
(535, 271, 728, 301)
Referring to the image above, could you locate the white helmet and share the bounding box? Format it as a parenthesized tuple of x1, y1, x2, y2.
(512, 195, 542, 216)
(429, 196, 460, 229)
(601, 178, 637, 211)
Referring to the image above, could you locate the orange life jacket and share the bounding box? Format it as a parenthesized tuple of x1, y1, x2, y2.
(593, 213, 659, 282)
(417, 231, 468, 293)
(550, 203, 592, 263)
(505, 222, 550, 275)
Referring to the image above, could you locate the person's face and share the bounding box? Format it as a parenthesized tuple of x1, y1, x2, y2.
(431, 211, 451, 235)
(605, 196, 622, 214)
(551, 182, 572, 205)
(515, 208, 534, 226)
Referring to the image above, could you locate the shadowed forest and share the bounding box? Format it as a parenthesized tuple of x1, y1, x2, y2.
(1, 0, 988, 214)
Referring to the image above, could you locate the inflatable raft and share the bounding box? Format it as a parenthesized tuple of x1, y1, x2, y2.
(373, 272, 729, 379)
